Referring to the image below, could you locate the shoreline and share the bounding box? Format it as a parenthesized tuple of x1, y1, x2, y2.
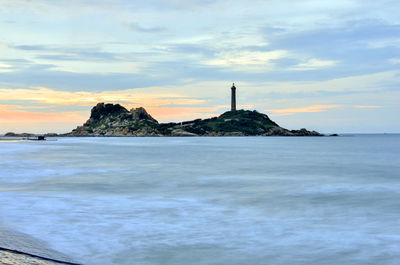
(0, 134, 332, 140)
(0, 247, 80, 265)
(0, 227, 77, 265)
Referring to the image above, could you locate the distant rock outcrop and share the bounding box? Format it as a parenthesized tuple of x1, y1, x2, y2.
(67, 103, 160, 136)
(264, 127, 322, 136)
(66, 103, 323, 137)
(4, 132, 35, 137)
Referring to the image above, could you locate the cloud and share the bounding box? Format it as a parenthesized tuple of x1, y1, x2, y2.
(0, 86, 206, 108)
(127, 0, 218, 11)
(267, 104, 341, 116)
(0, 62, 13, 73)
(0, 104, 47, 111)
(12, 45, 47, 51)
(167, 43, 215, 57)
(11, 44, 119, 62)
(0, 87, 208, 133)
(0, 82, 253, 131)
(0, 65, 163, 91)
(268, 20, 400, 54)
(353, 105, 381, 109)
(264, 19, 400, 76)
(37, 51, 117, 62)
(389, 58, 400, 64)
(0, 105, 88, 133)
(0, 20, 16, 24)
(289, 58, 338, 71)
(243, 70, 400, 95)
(0, 62, 12, 67)
(0, 108, 86, 123)
(129, 22, 166, 33)
(203, 50, 288, 72)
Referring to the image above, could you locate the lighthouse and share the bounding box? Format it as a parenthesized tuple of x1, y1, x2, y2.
(231, 83, 236, 111)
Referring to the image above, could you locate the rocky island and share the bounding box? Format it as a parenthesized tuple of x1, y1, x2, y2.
(66, 103, 323, 137)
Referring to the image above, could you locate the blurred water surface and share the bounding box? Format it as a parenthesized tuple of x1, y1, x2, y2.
(0, 135, 399, 265)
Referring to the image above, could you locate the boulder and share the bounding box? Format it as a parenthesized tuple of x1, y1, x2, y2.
(171, 129, 198, 136)
(4, 132, 35, 137)
(264, 127, 294, 136)
(130, 107, 158, 123)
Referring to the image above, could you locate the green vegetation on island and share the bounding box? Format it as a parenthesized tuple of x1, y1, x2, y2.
(66, 103, 323, 136)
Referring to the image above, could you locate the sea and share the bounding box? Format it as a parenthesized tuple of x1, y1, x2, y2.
(0, 135, 399, 265)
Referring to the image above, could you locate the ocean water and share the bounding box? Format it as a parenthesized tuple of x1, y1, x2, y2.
(0, 136, 399, 265)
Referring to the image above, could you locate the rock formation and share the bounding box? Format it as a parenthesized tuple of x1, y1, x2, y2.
(68, 103, 160, 136)
(4, 132, 35, 137)
(65, 103, 324, 137)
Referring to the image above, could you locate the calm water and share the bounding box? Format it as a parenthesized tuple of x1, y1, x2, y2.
(0, 136, 399, 265)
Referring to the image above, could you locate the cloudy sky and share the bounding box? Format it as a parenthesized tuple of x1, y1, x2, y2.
(0, 0, 399, 133)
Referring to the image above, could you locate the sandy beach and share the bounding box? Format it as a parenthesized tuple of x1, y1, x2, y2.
(0, 227, 78, 265)
(0, 249, 72, 265)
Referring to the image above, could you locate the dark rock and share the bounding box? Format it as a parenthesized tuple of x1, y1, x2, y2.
(89, 103, 128, 121)
(67, 103, 160, 137)
(223, 132, 246, 136)
(171, 129, 198, 136)
(130, 107, 157, 123)
(264, 127, 294, 136)
(4, 132, 18, 137)
(4, 132, 35, 137)
(44, 133, 58, 137)
(65, 103, 323, 137)
(290, 128, 324, 136)
(158, 109, 279, 136)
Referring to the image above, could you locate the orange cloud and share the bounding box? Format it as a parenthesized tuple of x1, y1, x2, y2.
(0, 84, 251, 132)
(0, 86, 205, 107)
(0, 104, 48, 111)
(267, 104, 341, 116)
(0, 104, 234, 133)
(0, 105, 87, 123)
(353, 105, 381, 109)
(0, 105, 18, 111)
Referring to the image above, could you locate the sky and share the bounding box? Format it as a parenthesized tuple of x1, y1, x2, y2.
(0, 0, 399, 134)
